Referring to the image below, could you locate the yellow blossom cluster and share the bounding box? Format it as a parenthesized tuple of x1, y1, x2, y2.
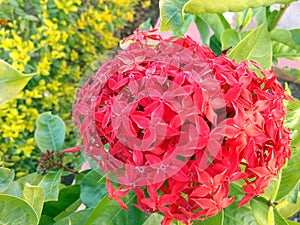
(0, 0, 150, 175)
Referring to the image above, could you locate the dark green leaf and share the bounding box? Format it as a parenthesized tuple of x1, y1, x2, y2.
(85, 193, 146, 225)
(0, 59, 35, 106)
(42, 184, 80, 219)
(54, 208, 93, 225)
(80, 169, 107, 208)
(0, 194, 38, 225)
(34, 112, 66, 152)
(0, 167, 14, 192)
(291, 29, 300, 45)
(209, 35, 222, 56)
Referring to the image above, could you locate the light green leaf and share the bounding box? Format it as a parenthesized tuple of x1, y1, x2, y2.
(221, 29, 240, 50)
(194, 211, 223, 225)
(141, 213, 164, 225)
(34, 112, 65, 152)
(23, 183, 45, 219)
(194, 16, 210, 45)
(183, 0, 294, 14)
(291, 29, 300, 45)
(287, 220, 300, 225)
(271, 29, 300, 60)
(0, 59, 35, 106)
(2, 172, 43, 198)
(276, 151, 300, 201)
(0, 194, 38, 225)
(228, 23, 272, 69)
(159, 0, 189, 31)
(198, 13, 230, 41)
(0, 167, 14, 192)
(38, 169, 63, 202)
(276, 191, 300, 218)
(54, 208, 93, 225)
(139, 18, 153, 31)
(85, 194, 146, 225)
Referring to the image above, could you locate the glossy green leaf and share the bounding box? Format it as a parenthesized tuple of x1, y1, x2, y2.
(221, 29, 240, 50)
(194, 211, 224, 225)
(276, 152, 300, 201)
(80, 169, 107, 208)
(159, 0, 188, 31)
(271, 29, 300, 60)
(34, 112, 65, 152)
(228, 23, 272, 69)
(54, 208, 93, 225)
(194, 16, 210, 45)
(183, 0, 294, 14)
(42, 184, 81, 219)
(0, 167, 14, 192)
(198, 13, 230, 41)
(276, 191, 300, 218)
(85, 194, 146, 225)
(0, 59, 35, 106)
(23, 183, 45, 220)
(141, 213, 164, 225)
(2, 172, 43, 198)
(38, 169, 63, 202)
(0, 194, 38, 225)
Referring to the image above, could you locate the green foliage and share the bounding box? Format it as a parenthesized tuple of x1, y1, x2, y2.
(34, 112, 65, 152)
(194, 211, 224, 225)
(0, 59, 35, 106)
(0, 0, 148, 175)
(0, 167, 14, 192)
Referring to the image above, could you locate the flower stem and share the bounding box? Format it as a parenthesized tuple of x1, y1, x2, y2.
(269, 4, 290, 31)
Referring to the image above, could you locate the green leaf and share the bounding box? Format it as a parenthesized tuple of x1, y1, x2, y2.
(2, 172, 43, 198)
(271, 29, 300, 60)
(291, 29, 300, 45)
(80, 169, 107, 208)
(0, 194, 38, 225)
(194, 211, 224, 225)
(42, 184, 81, 219)
(221, 29, 241, 50)
(228, 23, 272, 69)
(34, 112, 66, 152)
(276, 191, 300, 218)
(194, 16, 210, 45)
(0, 167, 14, 192)
(54, 208, 93, 225)
(287, 220, 300, 225)
(85, 194, 146, 225)
(251, 198, 288, 225)
(0, 59, 35, 106)
(139, 18, 153, 31)
(141, 213, 164, 225)
(23, 183, 45, 220)
(38, 170, 63, 202)
(209, 35, 222, 56)
(159, 0, 189, 31)
(183, 0, 294, 14)
(198, 13, 230, 41)
(276, 152, 300, 201)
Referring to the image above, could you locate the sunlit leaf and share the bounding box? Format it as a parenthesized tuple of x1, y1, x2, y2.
(23, 183, 45, 219)
(228, 23, 272, 69)
(38, 169, 63, 202)
(0, 59, 35, 106)
(183, 0, 294, 14)
(0, 167, 14, 192)
(0, 194, 38, 225)
(194, 211, 224, 225)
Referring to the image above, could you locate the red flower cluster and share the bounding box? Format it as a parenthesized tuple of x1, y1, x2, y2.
(73, 29, 291, 225)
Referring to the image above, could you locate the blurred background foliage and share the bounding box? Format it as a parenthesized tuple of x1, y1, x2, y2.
(0, 0, 151, 177)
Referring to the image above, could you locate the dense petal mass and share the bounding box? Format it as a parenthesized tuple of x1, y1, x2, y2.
(73, 29, 291, 224)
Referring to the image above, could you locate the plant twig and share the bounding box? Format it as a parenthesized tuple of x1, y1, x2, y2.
(269, 4, 290, 31)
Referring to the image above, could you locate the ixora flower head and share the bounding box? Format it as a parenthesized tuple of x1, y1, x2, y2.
(73, 29, 292, 224)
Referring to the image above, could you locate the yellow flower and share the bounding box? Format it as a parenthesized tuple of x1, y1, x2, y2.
(36, 55, 52, 76)
(54, 0, 79, 14)
(0, 38, 14, 50)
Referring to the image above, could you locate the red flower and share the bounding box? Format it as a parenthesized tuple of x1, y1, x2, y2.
(73, 29, 291, 224)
